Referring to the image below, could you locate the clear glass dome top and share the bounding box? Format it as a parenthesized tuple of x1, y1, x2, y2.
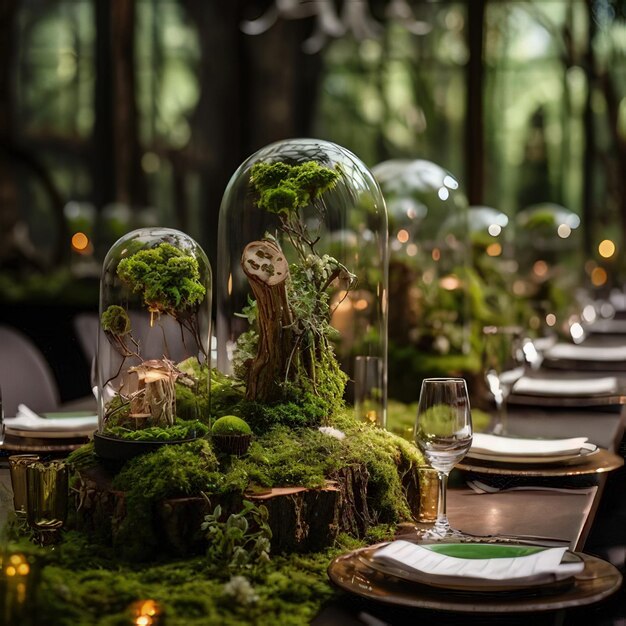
(216, 138, 388, 425)
(96, 227, 212, 448)
(372, 160, 470, 378)
(514, 203, 583, 336)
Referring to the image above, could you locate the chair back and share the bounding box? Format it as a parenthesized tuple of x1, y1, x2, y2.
(0, 325, 60, 415)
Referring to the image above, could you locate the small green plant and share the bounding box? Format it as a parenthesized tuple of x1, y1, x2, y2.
(202, 499, 271, 572)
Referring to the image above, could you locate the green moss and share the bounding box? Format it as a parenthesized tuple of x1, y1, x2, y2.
(250, 161, 339, 216)
(212, 416, 252, 436)
(104, 419, 208, 442)
(28, 530, 380, 626)
(117, 242, 205, 316)
(100, 305, 131, 335)
(110, 440, 221, 560)
(66, 442, 99, 471)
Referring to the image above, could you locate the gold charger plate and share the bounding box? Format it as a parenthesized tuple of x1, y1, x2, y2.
(457, 448, 623, 477)
(0, 433, 89, 453)
(328, 546, 622, 613)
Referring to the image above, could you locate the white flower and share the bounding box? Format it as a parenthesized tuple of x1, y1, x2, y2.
(223, 576, 259, 606)
(318, 426, 346, 440)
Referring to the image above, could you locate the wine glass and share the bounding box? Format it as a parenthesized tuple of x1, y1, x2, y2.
(482, 326, 525, 436)
(414, 378, 473, 539)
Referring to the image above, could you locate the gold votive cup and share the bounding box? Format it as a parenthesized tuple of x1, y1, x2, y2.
(418, 467, 439, 523)
(354, 356, 385, 428)
(8, 455, 40, 513)
(26, 460, 68, 533)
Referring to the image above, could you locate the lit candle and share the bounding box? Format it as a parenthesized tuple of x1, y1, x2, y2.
(2, 552, 36, 623)
(132, 599, 162, 626)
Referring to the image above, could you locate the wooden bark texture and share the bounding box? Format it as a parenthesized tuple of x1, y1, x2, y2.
(73, 462, 421, 557)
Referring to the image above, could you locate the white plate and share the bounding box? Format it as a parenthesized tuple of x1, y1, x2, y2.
(466, 443, 599, 465)
(4, 411, 97, 439)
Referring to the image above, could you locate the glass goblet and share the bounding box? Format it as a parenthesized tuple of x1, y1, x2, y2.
(414, 378, 473, 539)
(482, 326, 525, 436)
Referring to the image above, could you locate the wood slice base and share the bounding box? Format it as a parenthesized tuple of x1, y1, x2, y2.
(74, 463, 421, 557)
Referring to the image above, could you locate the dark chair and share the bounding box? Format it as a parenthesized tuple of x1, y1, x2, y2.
(0, 325, 60, 416)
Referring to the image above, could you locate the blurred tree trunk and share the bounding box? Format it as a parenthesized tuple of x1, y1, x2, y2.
(0, 0, 67, 268)
(465, 0, 485, 205)
(0, 0, 20, 264)
(110, 0, 146, 207)
(179, 0, 322, 269)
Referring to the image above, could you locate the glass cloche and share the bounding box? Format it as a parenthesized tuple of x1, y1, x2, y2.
(514, 203, 582, 336)
(216, 139, 388, 426)
(372, 159, 470, 402)
(94, 228, 212, 459)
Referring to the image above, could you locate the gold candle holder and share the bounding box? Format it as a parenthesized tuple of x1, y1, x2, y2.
(354, 356, 385, 428)
(417, 467, 439, 523)
(26, 460, 68, 538)
(8, 455, 40, 513)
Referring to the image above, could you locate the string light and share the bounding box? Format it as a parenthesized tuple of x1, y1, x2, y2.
(71, 232, 89, 252)
(598, 239, 616, 258)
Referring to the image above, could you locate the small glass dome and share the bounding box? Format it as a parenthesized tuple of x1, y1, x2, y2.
(372, 159, 470, 401)
(95, 228, 212, 458)
(514, 203, 582, 335)
(216, 138, 388, 426)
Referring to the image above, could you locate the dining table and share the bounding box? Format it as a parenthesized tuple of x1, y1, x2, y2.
(317, 332, 626, 625)
(2, 333, 626, 625)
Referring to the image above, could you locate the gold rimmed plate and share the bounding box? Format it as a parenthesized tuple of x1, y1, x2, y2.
(457, 447, 623, 477)
(328, 545, 622, 613)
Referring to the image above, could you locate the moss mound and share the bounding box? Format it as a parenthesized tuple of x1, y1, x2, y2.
(212, 416, 252, 436)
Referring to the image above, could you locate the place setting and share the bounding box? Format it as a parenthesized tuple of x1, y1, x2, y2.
(508, 372, 626, 408)
(1, 403, 97, 454)
(453, 327, 625, 477)
(327, 377, 623, 613)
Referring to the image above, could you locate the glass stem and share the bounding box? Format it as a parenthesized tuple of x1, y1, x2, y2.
(437, 471, 448, 525)
(494, 396, 507, 435)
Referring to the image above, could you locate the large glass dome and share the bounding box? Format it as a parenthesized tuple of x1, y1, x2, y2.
(216, 139, 388, 425)
(514, 203, 582, 336)
(372, 159, 470, 401)
(95, 227, 212, 458)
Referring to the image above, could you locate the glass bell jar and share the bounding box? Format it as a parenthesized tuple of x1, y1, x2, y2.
(514, 203, 582, 338)
(446, 205, 522, 323)
(94, 227, 212, 459)
(216, 138, 388, 426)
(371, 159, 470, 402)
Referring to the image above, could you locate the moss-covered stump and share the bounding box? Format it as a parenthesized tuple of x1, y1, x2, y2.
(68, 418, 425, 561)
(73, 461, 418, 557)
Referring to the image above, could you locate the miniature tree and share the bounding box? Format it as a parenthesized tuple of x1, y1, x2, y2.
(237, 160, 354, 408)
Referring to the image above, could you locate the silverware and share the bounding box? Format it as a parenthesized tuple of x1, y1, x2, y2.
(466, 479, 594, 495)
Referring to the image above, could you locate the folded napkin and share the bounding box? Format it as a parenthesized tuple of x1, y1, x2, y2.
(545, 343, 626, 362)
(470, 433, 589, 457)
(372, 540, 583, 582)
(513, 375, 618, 397)
(6, 404, 98, 432)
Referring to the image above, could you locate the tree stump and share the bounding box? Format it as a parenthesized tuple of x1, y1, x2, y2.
(73, 462, 421, 558)
(241, 239, 292, 403)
